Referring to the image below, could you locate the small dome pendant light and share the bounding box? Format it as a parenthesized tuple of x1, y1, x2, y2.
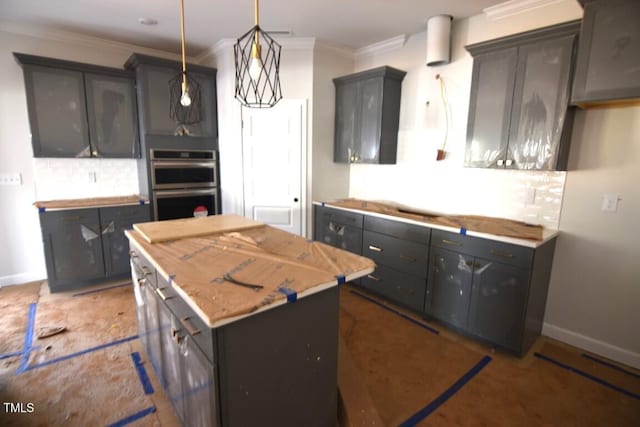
(169, 0, 203, 135)
(234, 0, 283, 108)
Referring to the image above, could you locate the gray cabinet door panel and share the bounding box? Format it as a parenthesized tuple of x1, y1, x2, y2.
(85, 73, 139, 158)
(468, 259, 529, 353)
(572, 0, 640, 103)
(100, 205, 150, 277)
(40, 209, 104, 287)
(363, 215, 430, 243)
(363, 230, 428, 278)
(314, 206, 363, 255)
(357, 78, 383, 163)
(464, 48, 518, 168)
(158, 302, 185, 422)
(24, 65, 90, 157)
(334, 81, 358, 163)
(426, 247, 473, 329)
(508, 35, 576, 170)
(182, 335, 218, 427)
(142, 278, 163, 377)
(360, 264, 426, 312)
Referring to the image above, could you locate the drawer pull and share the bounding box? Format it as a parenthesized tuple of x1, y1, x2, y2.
(368, 245, 383, 252)
(61, 215, 82, 222)
(129, 250, 138, 258)
(181, 317, 201, 336)
(490, 250, 514, 258)
(400, 254, 416, 262)
(367, 274, 381, 282)
(155, 287, 173, 301)
(441, 239, 462, 246)
(141, 266, 153, 277)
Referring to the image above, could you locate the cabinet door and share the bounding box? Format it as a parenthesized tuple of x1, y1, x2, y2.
(185, 70, 218, 139)
(360, 264, 427, 313)
(85, 73, 139, 158)
(40, 209, 104, 289)
(317, 217, 363, 255)
(333, 81, 358, 162)
(158, 302, 185, 422)
(181, 335, 217, 427)
(23, 65, 91, 157)
(142, 279, 163, 378)
(356, 77, 383, 163)
(508, 35, 576, 170)
(467, 258, 529, 353)
(426, 247, 473, 329)
(572, 0, 640, 104)
(464, 48, 518, 168)
(100, 205, 150, 277)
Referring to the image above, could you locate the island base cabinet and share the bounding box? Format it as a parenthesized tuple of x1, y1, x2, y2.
(181, 336, 216, 427)
(360, 264, 426, 313)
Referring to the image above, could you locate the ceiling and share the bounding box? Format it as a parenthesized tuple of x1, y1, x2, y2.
(0, 0, 505, 56)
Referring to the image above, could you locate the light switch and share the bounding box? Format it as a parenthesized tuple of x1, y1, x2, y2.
(601, 194, 620, 213)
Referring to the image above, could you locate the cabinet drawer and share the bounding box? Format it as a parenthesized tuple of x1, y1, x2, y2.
(159, 278, 214, 363)
(100, 204, 150, 222)
(316, 206, 363, 229)
(364, 216, 430, 243)
(360, 264, 426, 312)
(363, 230, 428, 278)
(40, 208, 100, 228)
(472, 239, 533, 270)
(129, 246, 157, 288)
(430, 229, 476, 254)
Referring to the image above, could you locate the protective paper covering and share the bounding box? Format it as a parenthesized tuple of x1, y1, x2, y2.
(126, 223, 374, 328)
(327, 199, 544, 240)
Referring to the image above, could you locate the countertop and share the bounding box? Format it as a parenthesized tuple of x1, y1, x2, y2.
(34, 195, 147, 211)
(314, 199, 558, 248)
(126, 215, 375, 328)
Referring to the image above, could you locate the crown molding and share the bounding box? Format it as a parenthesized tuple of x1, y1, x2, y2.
(354, 34, 406, 59)
(483, 0, 565, 20)
(0, 20, 187, 62)
(314, 40, 355, 59)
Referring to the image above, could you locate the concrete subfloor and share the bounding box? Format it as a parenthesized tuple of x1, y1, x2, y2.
(0, 280, 638, 426)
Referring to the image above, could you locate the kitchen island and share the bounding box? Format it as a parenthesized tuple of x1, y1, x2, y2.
(126, 214, 374, 426)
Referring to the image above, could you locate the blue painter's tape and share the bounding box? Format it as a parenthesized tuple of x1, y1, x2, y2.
(399, 355, 492, 426)
(72, 283, 130, 297)
(131, 352, 154, 395)
(108, 406, 156, 427)
(0, 350, 24, 360)
(278, 287, 297, 303)
(139, 199, 145, 205)
(349, 290, 439, 335)
(24, 335, 138, 372)
(535, 353, 640, 401)
(169, 274, 176, 285)
(321, 202, 325, 207)
(38, 207, 46, 213)
(581, 353, 640, 379)
(336, 275, 346, 285)
(460, 227, 467, 235)
(16, 303, 37, 374)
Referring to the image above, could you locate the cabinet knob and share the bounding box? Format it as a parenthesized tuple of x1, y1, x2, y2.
(92, 150, 98, 157)
(505, 159, 513, 166)
(497, 159, 504, 166)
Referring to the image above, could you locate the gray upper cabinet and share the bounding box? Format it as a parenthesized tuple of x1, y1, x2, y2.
(124, 54, 218, 140)
(465, 21, 580, 171)
(14, 53, 139, 158)
(85, 73, 139, 158)
(571, 0, 640, 106)
(333, 66, 406, 164)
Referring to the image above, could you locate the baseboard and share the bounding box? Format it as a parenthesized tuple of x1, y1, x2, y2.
(543, 323, 640, 370)
(0, 272, 46, 288)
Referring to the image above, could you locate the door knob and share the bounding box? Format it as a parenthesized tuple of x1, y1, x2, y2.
(293, 198, 299, 202)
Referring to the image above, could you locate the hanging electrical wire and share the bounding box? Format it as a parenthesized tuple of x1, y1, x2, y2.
(436, 74, 451, 161)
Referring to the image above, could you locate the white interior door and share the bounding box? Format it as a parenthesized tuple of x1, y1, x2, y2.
(242, 99, 305, 235)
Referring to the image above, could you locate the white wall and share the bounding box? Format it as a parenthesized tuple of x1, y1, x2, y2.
(0, 27, 179, 286)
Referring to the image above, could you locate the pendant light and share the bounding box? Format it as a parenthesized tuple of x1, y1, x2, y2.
(169, 0, 202, 135)
(234, 0, 283, 108)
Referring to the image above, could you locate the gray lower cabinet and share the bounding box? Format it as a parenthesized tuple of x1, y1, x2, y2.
(572, 0, 640, 106)
(426, 229, 556, 355)
(130, 246, 339, 426)
(14, 53, 139, 158)
(464, 21, 580, 170)
(313, 205, 363, 255)
(359, 216, 430, 312)
(333, 66, 406, 164)
(39, 204, 150, 292)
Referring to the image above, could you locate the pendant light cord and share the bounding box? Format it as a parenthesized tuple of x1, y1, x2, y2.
(180, 0, 187, 80)
(254, 0, 260, 45)
(437, 74, 450, 152)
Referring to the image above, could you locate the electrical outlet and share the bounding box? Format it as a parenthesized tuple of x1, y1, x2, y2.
(88, 171, 97, 183)
(0, 173, 22, 186)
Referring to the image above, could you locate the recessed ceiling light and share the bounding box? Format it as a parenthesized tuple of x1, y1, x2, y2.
(138, 17, 158, 26)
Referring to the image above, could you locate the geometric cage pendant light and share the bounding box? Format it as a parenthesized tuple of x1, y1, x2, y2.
(169, 0, 203, 135)
(234, 0, 283, 108)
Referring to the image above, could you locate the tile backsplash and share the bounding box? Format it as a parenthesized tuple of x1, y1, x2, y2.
(33, 158, 139, 201)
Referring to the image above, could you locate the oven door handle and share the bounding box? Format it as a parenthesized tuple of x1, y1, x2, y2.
(154, 188, 218, 198)
(152, 161, 217, 168)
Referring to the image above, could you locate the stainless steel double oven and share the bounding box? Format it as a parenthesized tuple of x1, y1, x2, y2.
(150, 148, 219, 220)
